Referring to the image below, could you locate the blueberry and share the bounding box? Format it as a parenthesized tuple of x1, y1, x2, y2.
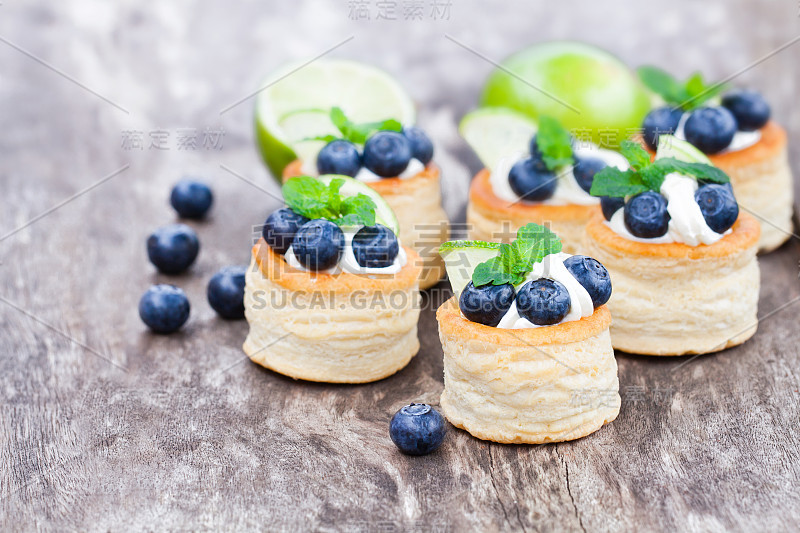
(402, 126, 434, 165)
(721, 89, 770, 132)
(683, 107, 738, 154)
(147, 224, 200, 274)
(170, 179, 213, 219)
(138, 284, 190, 334)
(263, 208, 310, 255)
(351, 224, 399, 268)
(516, 279, 571, 326)
(291, 219, 344, 271)
(508, 157, 557, 202)
(624, 191, 670, 238)
(695, 184, 739, 233)
(316, 140, 362, 177)
(641, 107, 684, 151)
(563, 255, 612, 308)
(389, 403, 446, 456)
(458, 281, 515, 327)
(207, 265, 247, 319)
(363, 131, 412, 177)
(600, 196, 625, 221)
(572, 156, 608, 193)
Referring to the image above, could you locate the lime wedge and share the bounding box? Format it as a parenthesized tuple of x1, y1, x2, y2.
(315, 174, 400, 236)
(439, 240, 502, 295)
(459, 107, 538, 172)
(655, 135, 712, 164)
(254, 59, 416, 180)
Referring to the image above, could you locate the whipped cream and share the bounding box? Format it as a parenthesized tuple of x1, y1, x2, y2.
(495, 253, 594, 329)
(303, 158, 425, 182)
(284, 226, 407, 275)
(489, 142, 629, 206)
(674, 112, 761, 154)
(605, 173, 729, 246)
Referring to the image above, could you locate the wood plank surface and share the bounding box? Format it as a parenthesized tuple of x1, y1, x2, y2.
(1, 0, 799, 531)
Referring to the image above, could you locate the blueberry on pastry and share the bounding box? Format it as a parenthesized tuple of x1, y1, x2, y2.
(243, 175, 422, 383)
(283, 107, 449, 289)
(584, 136, 760, 356)
(436, 224, 620, 444)
(638, 66, 792, 252)
(461, 110, 629, 253)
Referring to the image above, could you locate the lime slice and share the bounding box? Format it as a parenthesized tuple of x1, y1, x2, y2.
(255, 59, 416, 180)
(655, 135, 712, 164)
(459, 107, 538, 172)
(315, 174, 400, 236)
(439, 240, 502, 295)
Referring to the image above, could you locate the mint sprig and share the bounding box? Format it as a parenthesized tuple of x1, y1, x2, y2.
(535, 115, 575, 170)
(282, 176, 377, 227)
(590, 140, 730, 198)
(471, 223, 562, 287)
(637, 66, 727, 111)
(306, 106, 402, 145)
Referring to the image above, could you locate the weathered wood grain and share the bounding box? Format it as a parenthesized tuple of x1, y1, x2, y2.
(1, 0, 799, 531)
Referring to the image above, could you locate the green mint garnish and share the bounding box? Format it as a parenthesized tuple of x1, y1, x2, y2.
(471, 223, 562, 287)
(282, 176, 377, 227)
(306, 106, 402, 145)
(637, 66, 727, 111)
(535, 115, 575, 171)
(590, 140, 730, 198)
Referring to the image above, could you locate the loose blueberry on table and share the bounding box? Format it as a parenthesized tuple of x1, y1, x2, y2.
(207, 265, 247, 319)
(459, 281, 515, 327)
(139, 284, 190, 334)
(351, 224, 399, 268)
(291, 219, 345, 271)
(147, 223, 200, 274)
(389, 403, 447, 456)
(170, 179, 214, 219)
(263, 208, 310, 255)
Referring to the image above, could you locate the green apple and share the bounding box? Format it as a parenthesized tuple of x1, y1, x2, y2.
(480, 41, 651, 149)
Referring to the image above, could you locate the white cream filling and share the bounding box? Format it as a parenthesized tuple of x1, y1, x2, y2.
(674, 112, 761, 154)
(488, 142, 629, 206)
(284, 226, 407, 275)
(605, 173, 730, 246)
(494, 253, 594, 329)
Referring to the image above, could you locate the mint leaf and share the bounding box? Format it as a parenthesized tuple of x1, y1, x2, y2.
(637, 66, 686, 105)
(639, 164, 672, 191)
(470, 223, 562, 287)
(620, 140, 652, 171)
(282, 176, 379, 226)
(535, 115, 574, 170)
(682, 73, 727, 111)
(590, 167, 648, 198)
(303, 107, 403, 145)
(651, 158, 730, 184)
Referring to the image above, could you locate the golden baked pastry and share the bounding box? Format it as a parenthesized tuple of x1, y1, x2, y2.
(467, 168, 597, 253)
(284, 160, 449, 289)
(244, 240, 422, 383)
(436, 223, 620, 443)
(583, 212, 760, 355)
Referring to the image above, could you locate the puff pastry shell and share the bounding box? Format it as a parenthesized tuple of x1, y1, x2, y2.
(437, 298, 620, 444)
(582, 212, 761, 356)
(243, 240, 422, 383)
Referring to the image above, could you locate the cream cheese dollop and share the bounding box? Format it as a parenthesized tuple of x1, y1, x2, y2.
(489, 142, 629, 206)
(605, 173, 729, 246)
(284, 226, 407, 275)
(674, 112, 761, 154)
(495, 252, 593, 329)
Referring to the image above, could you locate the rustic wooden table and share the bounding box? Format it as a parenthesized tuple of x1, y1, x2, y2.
(2, 1, 799, 531)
